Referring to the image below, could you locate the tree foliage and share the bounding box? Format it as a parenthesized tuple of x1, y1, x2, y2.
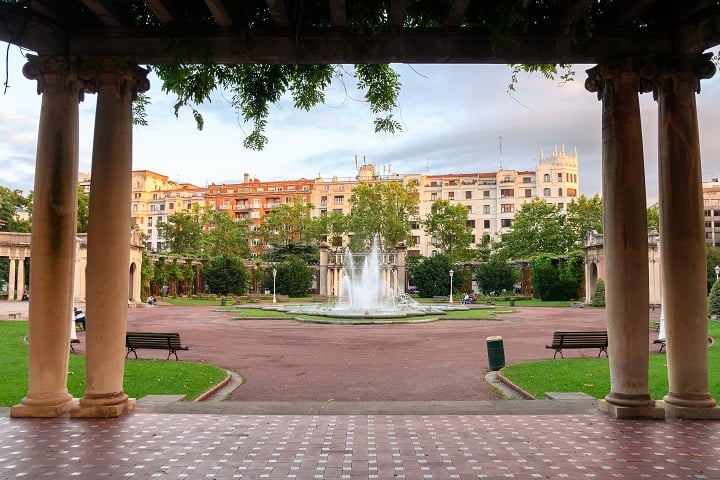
(565, 194, 603, 241)
(203, 255, 249, 296)
(264, 255, 315, 297)
(408, 254, 462, 298)
(259, 200, 313, 248)
(531, 254, 584, 301)
(709, 279, 720, 317)
(475, 259, 518, 295)
(707, 246, 720, 293)
(159, 205, 250, 257)
(153, 64, 401, 150)
(423, 199, 474, 260)
(77, 186, 90, 233)
(591, 278, 606, 307)
(348, 181, 418, 250)
(647, 204, 660, 233)
(0, 186, 30, 233)
(496, 198, 572, 260)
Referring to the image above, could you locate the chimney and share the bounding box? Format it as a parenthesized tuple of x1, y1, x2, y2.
(244, 173, 250, 183)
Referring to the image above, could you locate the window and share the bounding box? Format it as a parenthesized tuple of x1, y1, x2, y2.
(466, 205, 472, 213)
(133, 204, 138, 212)
(448, 191, 454, 200)
(500, 189, 514, 197)
(159, 205, 165, 211)
(413, 236, 420, 245)
(157, 216, 163, 223)
(543, 174, 550, 182)
(153, 193, 158, 200)
(558, 188, 563, 196)
(714, 221, 720, 227)
(334, 195, 344, 204)
(134, 193, 141, 199)
(543, 188, 551, 197)
(523, 177, 532, 183)
(147, 218, 152, 226)
(320, 196, 328, 205)
(525, 189, 532, 197)
(502, 176, 512, 183)
(251, 238, 260, 246)
(483, 219, 490, 229)
(483, 205, 490, 214)
(558, 203, 563, 209)
(501, 218, 512, 228)
(557, 173, 563, 181)
(251, 252, 259, 258)
(337, 185, 345, 190)
(466, 220, 475, 228)
(430, 193, 438, 201)
(136, 182, 141, 189)
(410, 221, 420, 230)
(501, 204, 514, 213)
(465, 191, 472, 200)
(187, 203, 192, 209)
(483, 190, 490, 197)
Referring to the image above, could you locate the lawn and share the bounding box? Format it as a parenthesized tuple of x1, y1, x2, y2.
(0, 321, 228, 407)
(501, 321, 720, 400)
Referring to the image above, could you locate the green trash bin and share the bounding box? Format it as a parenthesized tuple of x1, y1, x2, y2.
(221, 296, 226, 306)
(509, 298, 515, 307)
(486, 335, 505, 371)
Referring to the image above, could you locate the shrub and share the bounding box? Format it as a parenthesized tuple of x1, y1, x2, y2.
(709, 279, 720, 316)
(591, 278, 606, 307)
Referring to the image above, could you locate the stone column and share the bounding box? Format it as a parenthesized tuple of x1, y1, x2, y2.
(16, 258, 25, 300)
(655, 54, 720, 419)
(585, 61, 664, 419)
(8, 257, 16, 301)
(72, 58, 149, 418)
(12, 55, 83, 418)
(395, 242, 407, 294)
(319, 242, 329, 296)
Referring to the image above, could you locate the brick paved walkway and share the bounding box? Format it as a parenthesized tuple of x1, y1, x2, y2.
(2, 302, 705, 480)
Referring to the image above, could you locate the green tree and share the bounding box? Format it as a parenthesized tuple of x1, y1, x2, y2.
(77, 186, 90, 233)
(475, 259, 518, 295)
(159, 205, 206, 255)
(155, 64, 401, 151)
(423, 199, 474, 260)
(264, 255, 315, 297)
(532, 254, 584, 301)
(647, 204, 660, 233)
(203, 255, 249, 296)
(708, 246, 720, 292)
(496, 198, 572, 260)
(259, 200, 313, 248)
(565, 194, 603, 245)
(591, 278, 606, 307)
(348, 181, 418, 249)
(306, 211, 350, 247)
(408, 254, 462, 298)
(0, 186, 30, 233)
(205, 210, 250, 257)
(265, 243, 318, 264)
(709, 279, 720, 317)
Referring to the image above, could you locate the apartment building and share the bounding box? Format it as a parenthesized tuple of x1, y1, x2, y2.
(406, 145, 579, 256)
(703, 179, 720, 246)
(130, 170, 205, 252)
(204, 173, 315, 257)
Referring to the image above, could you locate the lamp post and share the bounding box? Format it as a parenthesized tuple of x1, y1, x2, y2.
(272, 268, 277, 303)
(715, 265, 719, 281)
(449, 269, 454, 304)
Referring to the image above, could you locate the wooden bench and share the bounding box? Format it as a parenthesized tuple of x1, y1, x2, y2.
(432, 295, 449, 302)
(125, 332, 189, 360)
(545, 331, 608, 359)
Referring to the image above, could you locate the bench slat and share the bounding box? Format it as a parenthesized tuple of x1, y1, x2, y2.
(545, 331, 608, 359)
(126, 332, 189, 360)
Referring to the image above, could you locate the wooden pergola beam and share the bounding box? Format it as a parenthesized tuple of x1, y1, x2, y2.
(204, 0, 234, 28)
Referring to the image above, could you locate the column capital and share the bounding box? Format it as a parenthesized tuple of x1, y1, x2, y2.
(22, 55, 85, 99)
(585, 58, 657, 100)
(652, 53, 716, 99)
(78, 57, 150, 98)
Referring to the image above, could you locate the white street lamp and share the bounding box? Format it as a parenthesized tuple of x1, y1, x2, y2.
(272, 268, 277, 303)
(449, 269, 454, 304)
(715, 265, 720, 281)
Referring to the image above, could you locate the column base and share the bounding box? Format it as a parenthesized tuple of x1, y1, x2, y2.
(71, 391, 136, 418)
(598, 399, 666, 419)
(662, 393, 720, 419)
(11, 396, 78, 418)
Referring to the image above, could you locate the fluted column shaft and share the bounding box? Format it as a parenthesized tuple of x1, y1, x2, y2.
(655, 55, 720, 419)
(11, 55, 84, 417)
(73, 58, 149, 418)
(586, 62, 662, 418)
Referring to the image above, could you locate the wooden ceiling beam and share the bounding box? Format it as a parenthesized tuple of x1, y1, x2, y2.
(328, 0, 347, 27)
(445, 0, 471, 27)
(143, 0, 175, 26)
(557, 0, 594, 29)
(204, 0, 234, 28)
(78, 0, 125, 28)
(614, 0, 656, 26)
(64, 28, 675, 65)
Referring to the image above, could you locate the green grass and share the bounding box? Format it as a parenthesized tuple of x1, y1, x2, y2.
(0, 321, 228, 407)
(502, 322, 720, 400)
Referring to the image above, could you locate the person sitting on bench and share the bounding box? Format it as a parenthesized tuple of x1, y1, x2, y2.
(73, 307, 86, 331)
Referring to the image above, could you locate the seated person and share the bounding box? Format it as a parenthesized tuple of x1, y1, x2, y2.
(73, 307, 86, 331)
(147, 295, 157, 306)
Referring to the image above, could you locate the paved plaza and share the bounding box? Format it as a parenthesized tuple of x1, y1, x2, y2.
(2, 302, 718, 479)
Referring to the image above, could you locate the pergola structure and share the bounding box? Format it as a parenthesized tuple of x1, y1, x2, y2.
(1, 1, 719, 420)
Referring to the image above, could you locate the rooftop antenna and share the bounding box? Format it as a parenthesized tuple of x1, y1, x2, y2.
(498, 136, 504, 170)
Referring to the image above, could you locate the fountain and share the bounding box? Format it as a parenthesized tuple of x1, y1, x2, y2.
(277, 237, 462, 319)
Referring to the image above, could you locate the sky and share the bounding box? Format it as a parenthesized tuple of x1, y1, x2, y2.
(1, 41, 720, 205)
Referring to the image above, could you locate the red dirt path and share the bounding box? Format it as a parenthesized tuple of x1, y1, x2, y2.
(91, 306, 662, 402)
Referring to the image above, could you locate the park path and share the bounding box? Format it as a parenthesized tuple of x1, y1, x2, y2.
(103, 305, 662, 402)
